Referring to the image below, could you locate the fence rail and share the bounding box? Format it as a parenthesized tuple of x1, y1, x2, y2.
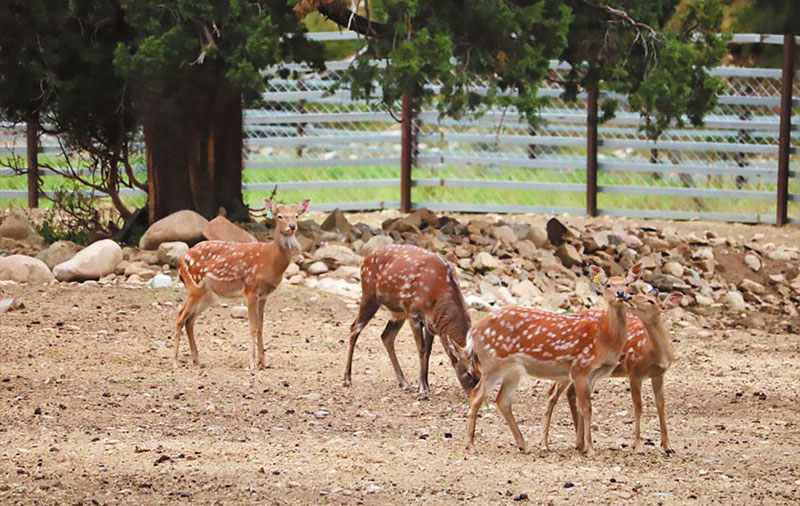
(2, 32, 799, 225)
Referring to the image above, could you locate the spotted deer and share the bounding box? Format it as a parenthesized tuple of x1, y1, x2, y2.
(343, 244, 477, 399)
(540, 290, 683, 454)
(173, 198, 310, 369)
(451, 263, 642, 455)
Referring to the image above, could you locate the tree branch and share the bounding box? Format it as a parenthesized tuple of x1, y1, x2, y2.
(297, 0, 388, 38)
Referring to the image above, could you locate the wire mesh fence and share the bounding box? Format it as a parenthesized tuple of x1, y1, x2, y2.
(1, 33, 798, 224)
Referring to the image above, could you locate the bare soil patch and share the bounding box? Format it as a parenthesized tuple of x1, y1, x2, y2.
(1, 279, 798, 505)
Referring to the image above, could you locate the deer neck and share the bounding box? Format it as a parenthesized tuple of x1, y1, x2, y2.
(604, 301, 628, 353)
(641, 318, 674, 368)
(266, 234, 298, 274)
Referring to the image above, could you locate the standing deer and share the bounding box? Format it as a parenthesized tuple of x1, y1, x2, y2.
(173, 198, 310, 369)
(452, 263, 642, 455)
(343, 244, 477, 398)
(540, 289, 683, 454)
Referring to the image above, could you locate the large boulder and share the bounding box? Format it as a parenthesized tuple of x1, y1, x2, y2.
(320, 209, 352, 236)
(157, 241, 189, 267)
(139, 210, 208, 250)
(36, 241, 81, 270)
(0, 212, 37, 240)
(203, 216, 256, 243)
(358, 235, 393, 256)
(53, 239, 122, 281)
(0, 255, 55, 284)
(312, 245, 362, 267)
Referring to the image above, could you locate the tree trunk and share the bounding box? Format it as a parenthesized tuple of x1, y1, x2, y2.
(26, 112, 39, 208)
(142, 82, 249, 223)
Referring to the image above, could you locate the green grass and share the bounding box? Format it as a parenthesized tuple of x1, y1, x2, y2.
(2, 163, 799, 221)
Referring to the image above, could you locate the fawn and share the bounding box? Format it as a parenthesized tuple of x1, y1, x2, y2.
(173, 198, 310, 369)
(451, 263, 642, 455)
(343, 244, 477, 398)
(540, 289, 683, 454)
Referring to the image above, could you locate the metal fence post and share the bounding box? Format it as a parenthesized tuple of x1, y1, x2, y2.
(26, 113, 39, 208)
(400, 93, 413, 213)
(777, 34, 795, 226)
(586, 88, 599, 217)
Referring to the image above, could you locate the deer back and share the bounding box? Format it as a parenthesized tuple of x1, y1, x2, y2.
(180, 241, 285, 296)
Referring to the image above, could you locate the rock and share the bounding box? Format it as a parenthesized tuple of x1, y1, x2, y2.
(139, 210, 209, 250)
(126, 274, 144, 284)
(492, 225, 517, 244)
(511, 279, 541, 300)
(723, 291, 746, 312)
(124, 262, 156, 280)
(36, 241, 80, 269)
(0, 255, 55, 284)
(744, 253, 761, 272)
(148, 274, 172, 288)
(555, 243, 582, 268)
(308, 277, 361, 300)
(203, 216, 256, 243)
(231, 305, 248, 319)
(132, 250, 160, 265)
(0, 297, 24, 313)
(692, 246, 714, 260)
(739, 278, 766, 295)
(329, 266, 360, 281)
(527, 226, 549, 248)
(546, 218, 570, 246)
(648, 273, 683, 292)
(465, 295, 491, 310)
(766, 247, 794, 261)
(359, 235, 393, 256)
(515, 240, 538, 261)
(157, 241, 189, 268)
(285, 262, 300, 277)
(0, 212, 37, 240)
(312, 245, 362, 267)
(320, 209, 352, 236)
(495, 286, 516, 306)
(308, 261, 330, 275)
(52, 239, 122, 282)
(472, 251, 501, 271)
(662, 261, 684, 278)
(695, 294, 715, 306)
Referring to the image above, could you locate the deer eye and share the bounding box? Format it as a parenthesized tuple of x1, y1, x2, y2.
(277, 214, 283, 220)
(647, 300, 655, 305)
(295, 214, 299, 218)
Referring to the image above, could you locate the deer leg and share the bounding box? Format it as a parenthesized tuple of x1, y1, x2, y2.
(630, 375, 644, 453)
(173, 289, 205, 368)
(343, 296, 379, 387)
(246, 292, 260, 370)
(572, 376, 594, 456)
(541, 380, 570, 450)
(255, 296, 267, 368)
(410, 319, 434, 399)
(652, 375, 674, 455)
(379, 319, 410, 391)
(495, 370, 526, 453)
(566, 383, 582, 450)
(185, 317, 200, 367)
(466, 376, 489, 454)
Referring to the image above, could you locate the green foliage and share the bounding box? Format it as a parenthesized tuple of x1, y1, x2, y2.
(37, 209, 91, 245)
(114, 0, 325, 104)
(314, 0, 727, 138)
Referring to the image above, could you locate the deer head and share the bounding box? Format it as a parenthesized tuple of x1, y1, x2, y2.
(266, 198, 311, 238)
(627, 290, 683, 324)
(590, 262, 642, 309)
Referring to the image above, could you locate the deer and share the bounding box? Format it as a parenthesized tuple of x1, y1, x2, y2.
(343, 244, 478, 399)
(450, 263, 642, 456)
(172, 198, 310, 369)
(540, 289, 683, 454)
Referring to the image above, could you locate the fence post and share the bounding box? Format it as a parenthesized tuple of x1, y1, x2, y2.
(26, 112, 39, 208)
(400, 93, 413, 213)
(777, 34, 795, 226)
(586, 88, 599, 217)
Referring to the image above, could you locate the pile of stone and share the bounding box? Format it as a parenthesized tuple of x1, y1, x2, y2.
(1, 207, 798, 323)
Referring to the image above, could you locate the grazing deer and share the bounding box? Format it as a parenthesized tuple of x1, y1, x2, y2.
(343, 244, 477, 398)
(173, 198, 310, 369)
(452, 263, 642, 455)
(540, 290, 683, 454)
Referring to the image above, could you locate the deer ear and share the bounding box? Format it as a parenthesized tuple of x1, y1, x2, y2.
(662, 292, 683, 310)
(626, 262, 643, 283)
(589, 265, 607, 286)
(298, 198, 311, 215)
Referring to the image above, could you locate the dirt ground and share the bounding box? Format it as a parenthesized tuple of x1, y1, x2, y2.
(1, 275, 798, 506)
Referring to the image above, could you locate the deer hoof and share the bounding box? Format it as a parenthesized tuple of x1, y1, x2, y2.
(343, 379, 352, 387)
(665, 448, 676, 456)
